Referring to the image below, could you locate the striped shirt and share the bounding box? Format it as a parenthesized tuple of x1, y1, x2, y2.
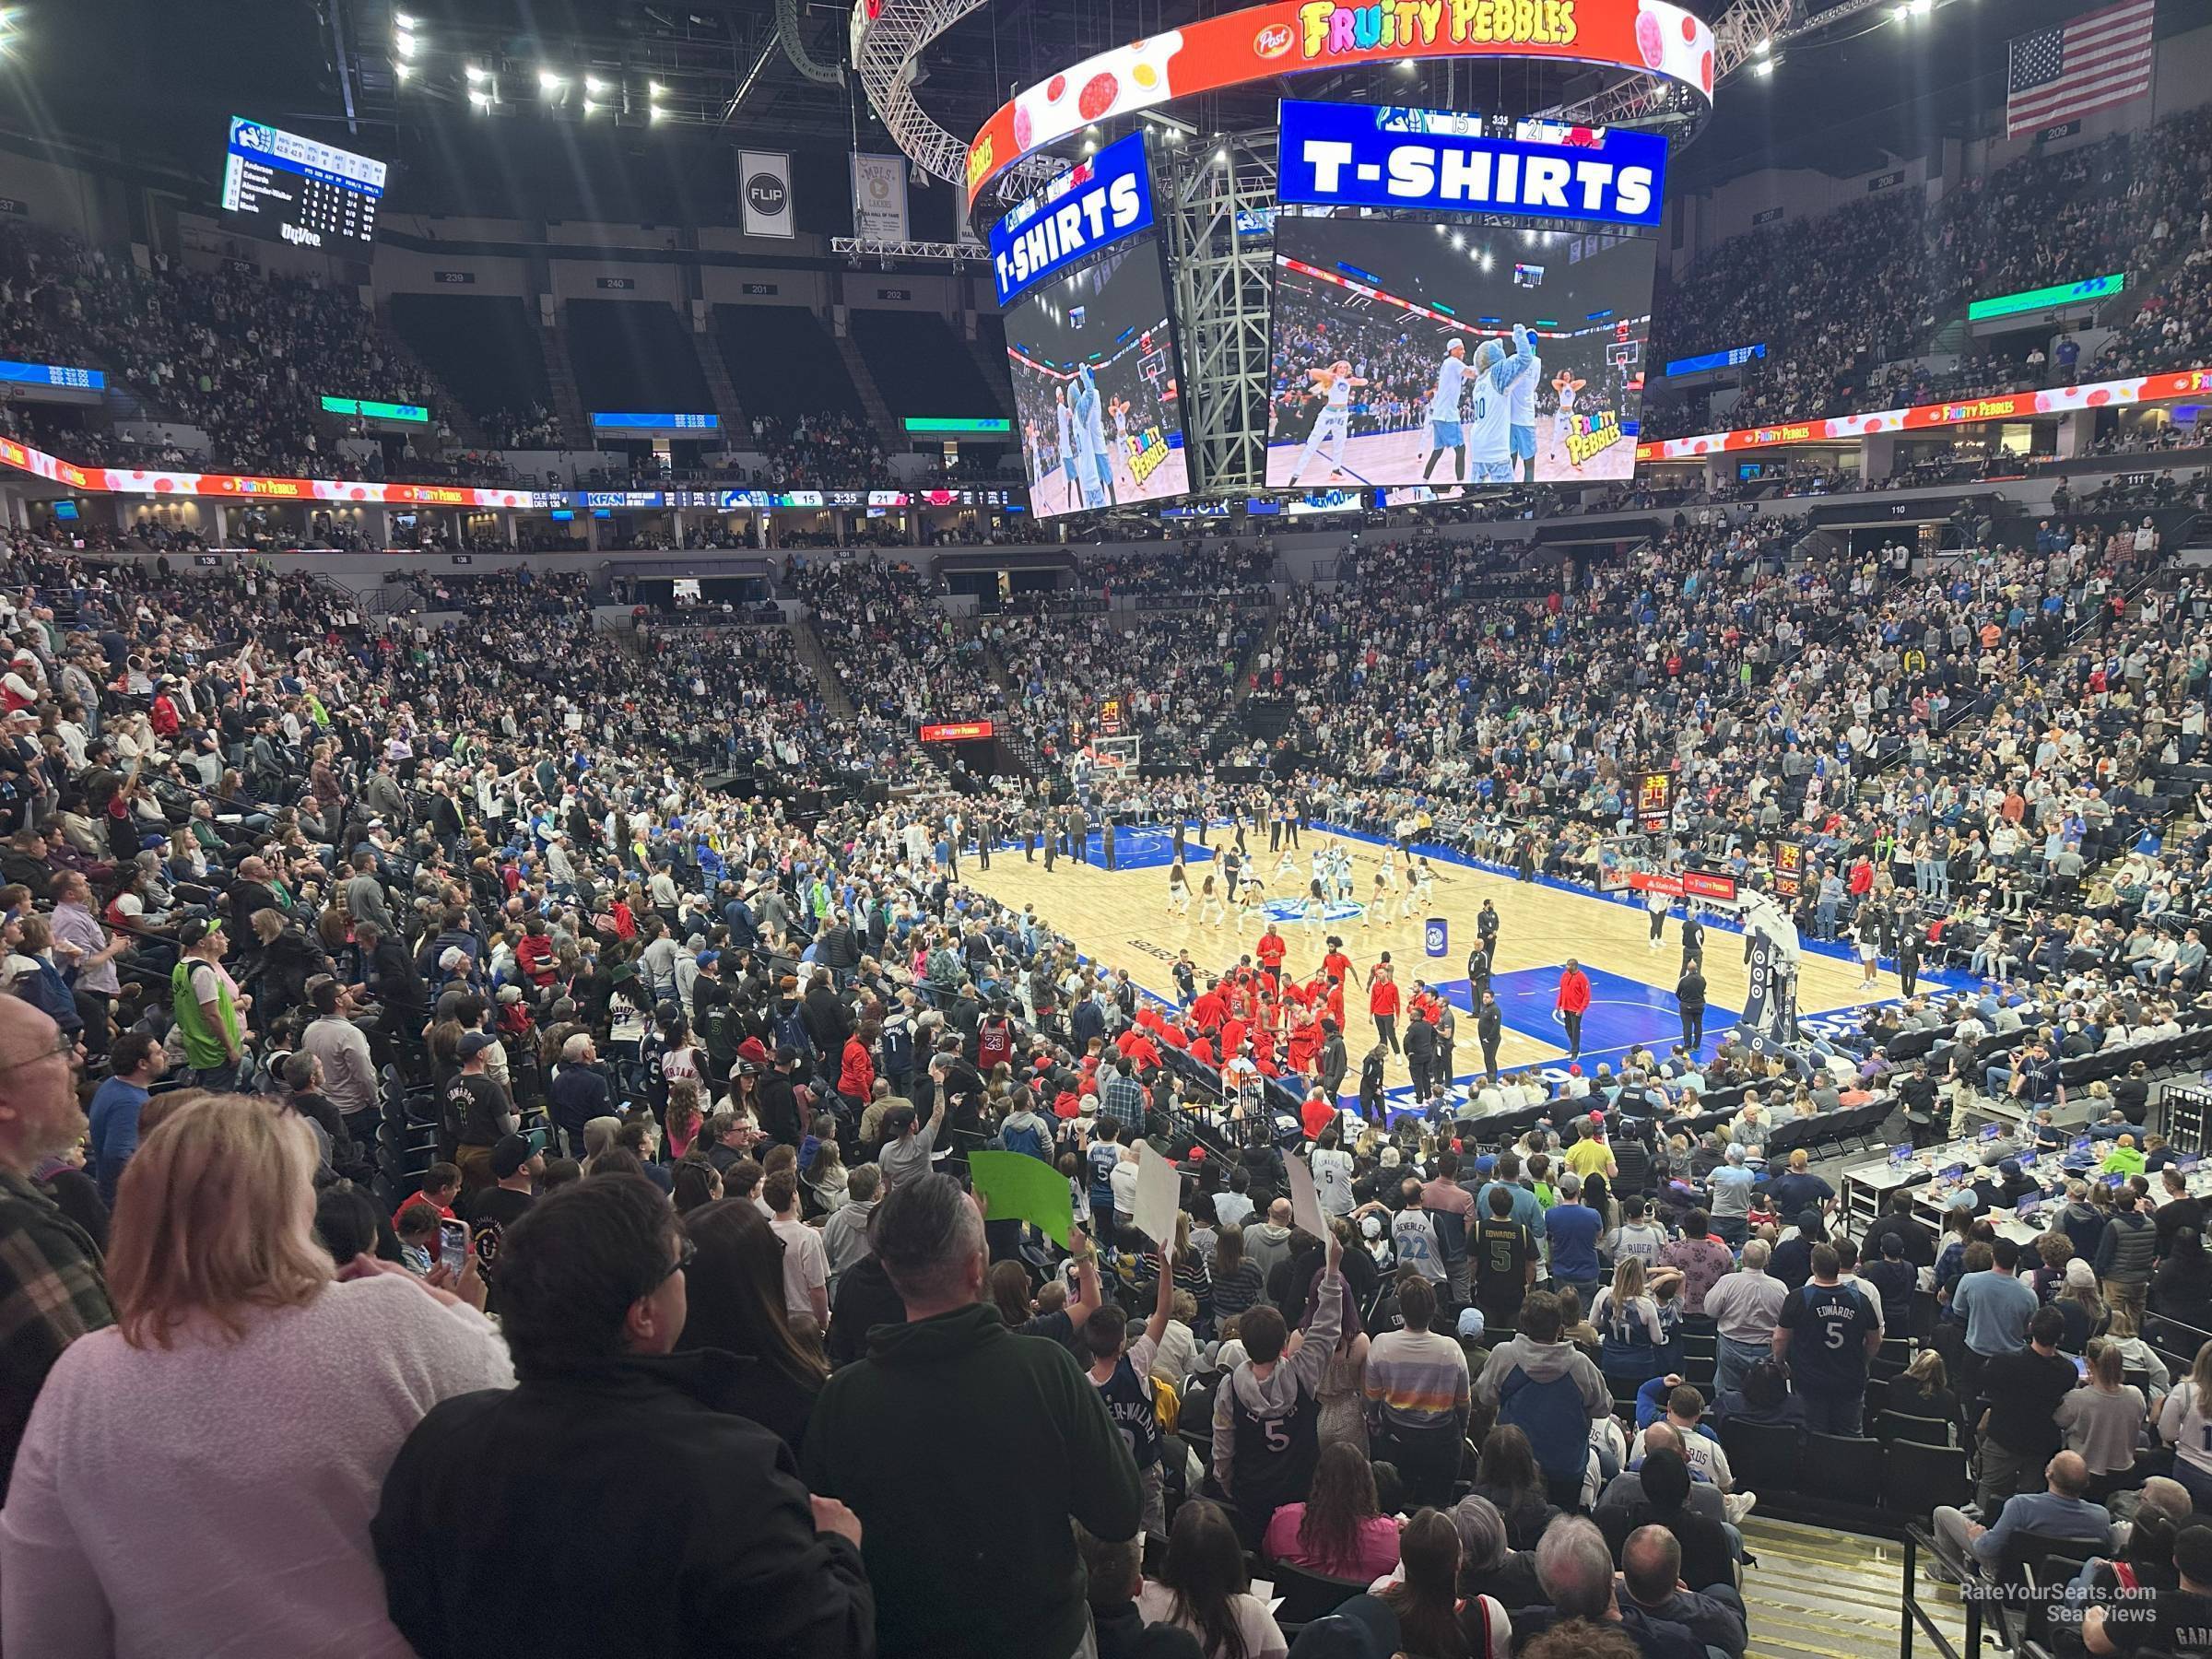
(1362, 1328, 1471, 1429)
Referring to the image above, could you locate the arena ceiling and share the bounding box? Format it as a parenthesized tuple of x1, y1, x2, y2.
(6, 0, 2194, 226)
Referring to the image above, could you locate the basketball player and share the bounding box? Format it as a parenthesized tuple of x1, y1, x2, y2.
(1419, 337, 1468, 485)
(1055, 384, 1083, 514)
(1510, 326, 1543, 484)
(1550, 369, 1586, 467)
(1168, 859, 1192, 917)
(1288, 360, 1368, 486)
(1466, 324, 1535, 486)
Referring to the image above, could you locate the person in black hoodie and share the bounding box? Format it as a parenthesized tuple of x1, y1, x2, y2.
(372, 1174, 874, 1659)
(755, 1046, 805, 1149)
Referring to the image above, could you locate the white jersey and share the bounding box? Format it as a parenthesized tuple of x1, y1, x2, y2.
(1324, 372, 1353, 410)
(1511, 349, 1542, 425)
(1430, 354, 1467, 424)
(1468, 362, 1514, 463)
(1058, 403, 1081, 460)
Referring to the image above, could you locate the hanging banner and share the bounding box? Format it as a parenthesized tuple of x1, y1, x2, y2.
(851, 151, 910, 242)
(740, 151, 794, 240)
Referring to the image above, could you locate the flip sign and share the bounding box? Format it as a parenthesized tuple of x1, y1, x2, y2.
(990, 130, 1157, 306)
(1277, 99, 1665, 227)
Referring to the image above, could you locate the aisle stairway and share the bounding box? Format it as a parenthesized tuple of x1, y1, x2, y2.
(1738, 1517, 1964, 1659)
(790, 617, 858, 722)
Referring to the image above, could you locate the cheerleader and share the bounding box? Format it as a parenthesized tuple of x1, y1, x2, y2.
(1410, 857, 1437, 914)
(1167, 859, 1192, 917)
(1362, 870, 1390, 928)
(1275, 843, 1302, 886)
(1198, 871, 1229, 928)
(1332, 844, 1357, 902)
(1302, 877, 1328, 942)
(1235, 872, 1265, 934)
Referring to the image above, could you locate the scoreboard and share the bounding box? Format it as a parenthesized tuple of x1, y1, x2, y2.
(220, 118, 386, 251)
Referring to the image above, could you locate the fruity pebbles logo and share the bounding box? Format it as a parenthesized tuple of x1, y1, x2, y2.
(1564, 410, 1625, 468)
(1296, 0, 1579, 57)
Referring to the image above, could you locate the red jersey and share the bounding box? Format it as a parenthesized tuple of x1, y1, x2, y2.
(1322, 950, 1353, 984)
(1300, 1094, 1336, 1141)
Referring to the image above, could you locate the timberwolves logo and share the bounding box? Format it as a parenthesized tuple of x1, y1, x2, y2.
(1263, 898, 1362, 923)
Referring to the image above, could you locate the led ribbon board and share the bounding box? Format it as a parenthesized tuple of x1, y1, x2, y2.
(990, 130, 1158, 306)
(1277, 98, 1665, 226)
(966, 0, 1713, 206)
(1968, 271, 2125, 324)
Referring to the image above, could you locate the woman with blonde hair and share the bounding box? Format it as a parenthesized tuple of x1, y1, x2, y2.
(2059, 1336, 2149, 1494)
(0, 1094, 513, 1654)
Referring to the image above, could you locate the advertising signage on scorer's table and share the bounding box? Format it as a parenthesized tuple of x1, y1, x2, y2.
(962, 0, 1714, 206)
(1276, 98, 1666, 227)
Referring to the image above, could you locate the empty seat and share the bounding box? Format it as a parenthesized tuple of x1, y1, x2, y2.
(567, 298, 710, 413)
(714, 304, 865, 424)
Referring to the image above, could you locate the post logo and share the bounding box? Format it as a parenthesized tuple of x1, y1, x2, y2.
(1254, 22, 1295, 55)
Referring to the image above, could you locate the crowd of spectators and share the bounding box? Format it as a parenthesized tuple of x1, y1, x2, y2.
(1647, 106, 2212, 441)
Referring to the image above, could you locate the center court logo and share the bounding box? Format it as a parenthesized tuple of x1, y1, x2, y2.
(1263, 898, 1363, 923)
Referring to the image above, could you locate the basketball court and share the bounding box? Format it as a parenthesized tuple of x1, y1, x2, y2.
(962, 820, 1972, 1111)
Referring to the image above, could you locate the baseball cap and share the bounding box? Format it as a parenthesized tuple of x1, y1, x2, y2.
(457, 1031, 496, 1059)
(1456, 1306, 1487, 1341)
(179, 919, 220, 949)
(695, 949, 720, 968)
(882, 1106, 918, 1135)
(490, 1134, 535, 1179)
(497, 984, 524, 1005)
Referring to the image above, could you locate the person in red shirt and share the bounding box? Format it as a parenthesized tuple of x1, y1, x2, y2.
(1188, 1032, 1217, 1068)
(393, 1163, 461, 1231)
(1300, 1088, 1336, 1143)
(1321, 938, 1361, 990)
(1556, 957, 1593, 1059)
(1218, 1014, 1248, 1061)
(1369, 959, 1402, 1055)
(1160, 1019, 1193, 1051)
(1287, 1016, 1324, 1077)
(1191, 980, 1229, 1032)
(1325, 979, 1347, 1031)
(1255, 925, 1288, 979)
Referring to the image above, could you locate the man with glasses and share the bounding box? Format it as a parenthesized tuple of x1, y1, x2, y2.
(374, 1172, 872, 1654)
(0, 994, 107, 1500)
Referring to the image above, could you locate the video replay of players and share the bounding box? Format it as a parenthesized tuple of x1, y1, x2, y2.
(1265, 211, 1656, 491)
(1003, 241, 1191, 521)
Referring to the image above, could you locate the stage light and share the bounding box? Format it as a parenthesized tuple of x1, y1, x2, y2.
(1451, 231, 1465, 248)
(394, 60, 413, 81)
(649, 80, 666, 98)
(1752, 56, 1774, 76)
(1891, 5, 1910, 19)
(394, 10, 418, 27)
(585, 76, 607, 95)
(650, 104, 668, 123)
(1397, 59, 1415, 73)
(1435, 224, 1446, 235)
(1751, 36, 1771, 54)
(539, 68, 566, 91)
(1216, 147, 1230, 164)
(1481, 252, 1494, 272)
(582, 99, 600, 116)
(394, 29, 418, 57)
(465, 63, 488, 82)
(468, 88, 490, 108)
(1910, 0, 1932, 14)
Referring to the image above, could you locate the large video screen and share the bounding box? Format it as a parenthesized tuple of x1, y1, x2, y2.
(1004, 239, 1190, 520)
(220, 118, 385, 250)
(1265, 211, 1655, 490)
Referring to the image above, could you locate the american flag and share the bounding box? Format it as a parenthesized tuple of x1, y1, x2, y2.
(2006, 0, 2157, 138)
